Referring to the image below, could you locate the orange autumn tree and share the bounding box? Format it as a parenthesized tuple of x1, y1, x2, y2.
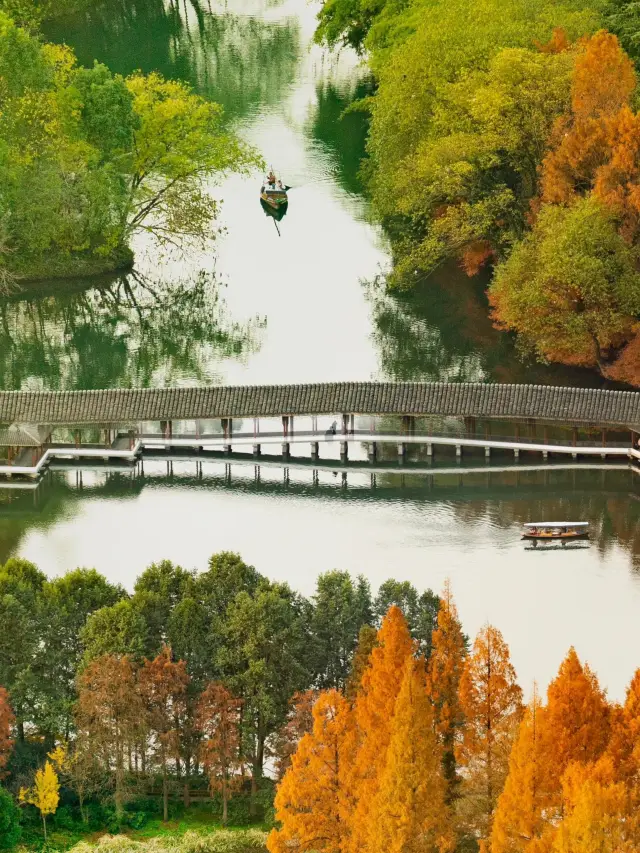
(456, 625, 523, 843)
(197, 682, 243, 826)
(539, 647, 610, 804)
(272, 689, 318, 780)
(491, 689, 549, 853)
(75, 654, 146, 820)
(0, 686, 14, 777)
(541, 30, 637, 207)
(427, 580, 466, 801)
(347, 605, 415, 853)
(368, 657, 453, 853)
(268, 689, 356, 853)
(549, 757, 636, 853)
(138, 645, 189, 823)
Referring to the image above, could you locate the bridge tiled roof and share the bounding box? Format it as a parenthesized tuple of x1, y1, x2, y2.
(0, 383, 638, 428)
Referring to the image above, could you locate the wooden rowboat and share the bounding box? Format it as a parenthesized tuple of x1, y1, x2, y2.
(260, 186, 288, 210)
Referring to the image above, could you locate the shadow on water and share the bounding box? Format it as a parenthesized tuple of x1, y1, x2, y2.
(0, 271, 265, 390)
(366, 265, 629, 388)
(44, 0, 301, 122)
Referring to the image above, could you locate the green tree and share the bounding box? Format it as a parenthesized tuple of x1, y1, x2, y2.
(132, 560, 194, 657)
(310, 571, 372, 690)
(81, 599, 148, 664)
(0, 559, 46, 741)
(121, 72, 263, 249)
(0, 785, 21, 850)
(37, 569, 125, 738)
(489, 198, 640, 368)
(374, 580, 439, 656)
(221, 581, 311, 810)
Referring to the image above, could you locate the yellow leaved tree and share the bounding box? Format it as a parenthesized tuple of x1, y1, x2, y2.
(19, 759, 60, 839)
(368, 657, 453, 853)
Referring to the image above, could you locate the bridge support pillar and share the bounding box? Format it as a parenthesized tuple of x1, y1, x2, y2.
(543, 450, 549, 460)
(426, 442, 433, 457)
(253, 444, 261, 458)
(368, 442, 377, 462)
(572, 452, 578, 460)
(514, 448, 520, 459)
(222, 418, 232, 454)
(398, 442, 407, 463)
(311, 442, 319, 460)
(485, 446, 491, 458)
(282, 442, 290, 459)
(456, 444, 462, 458)
(340, 441, 349, 462)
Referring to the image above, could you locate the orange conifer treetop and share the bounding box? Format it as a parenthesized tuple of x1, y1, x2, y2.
(456, 624, 523, 843)
(347, 605, 415, 853)
(427, 580, 467, 800)
(607, 668, 640, 783)
(491, 688, 549, 853)
(540, 647, 610, 799)
(197, 681, 243, 826)
(368, 657, 453, 853)
(0, 686, 14, 778)
(267, 689, 356, 853)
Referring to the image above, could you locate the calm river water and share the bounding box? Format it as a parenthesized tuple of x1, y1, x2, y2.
(0, 0, 638, 698)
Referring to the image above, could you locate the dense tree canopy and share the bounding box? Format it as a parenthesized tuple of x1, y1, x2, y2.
(0, 12, 261, 282)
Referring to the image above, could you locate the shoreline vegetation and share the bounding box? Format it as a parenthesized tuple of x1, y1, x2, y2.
(313, 0, 640, 385)
(0, 2, 262, 290)
(0, 554, 639, 851)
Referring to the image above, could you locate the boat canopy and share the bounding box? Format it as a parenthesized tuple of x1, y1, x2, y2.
(523, 521, 589, 528)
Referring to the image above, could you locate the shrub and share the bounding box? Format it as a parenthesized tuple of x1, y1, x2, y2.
(68, 830, 268, 853)
(0, 786, 21, 850)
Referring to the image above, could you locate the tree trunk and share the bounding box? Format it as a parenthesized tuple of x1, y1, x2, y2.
(42, 813, 47, 841)
(183, 754, 191, 808)
(222, 775, 228, 826)
(163, 765, 169, 823)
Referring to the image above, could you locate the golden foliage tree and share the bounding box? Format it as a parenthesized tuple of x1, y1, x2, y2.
(75, 654, 146, 819)
(491, 689, 549, 853)
(267, 689, 356, 853)
(550, 757, 636, 852)
(345, 624, 378, 702)
(368, 657, 453, 853)
(456, 625, 523, 843)
(138, 645, 189, 823)
(540, 647, 610, 800)
(427, 580, 466, 800)
(197, 682, 243, 826)
(19, 760, 60, 840)
(541, 31, 636, 206)
(347, 605, 415, 852)
(0, 686, 14, 778)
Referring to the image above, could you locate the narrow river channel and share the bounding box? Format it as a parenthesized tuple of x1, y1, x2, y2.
(0, 0, 639, 698)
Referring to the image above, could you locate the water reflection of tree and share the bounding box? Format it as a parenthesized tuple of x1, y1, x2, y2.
(44, 0, 300, 122)
(366, 269, 612, 387)
(307, 78, 373, 196)
(0, 270, 265, 390)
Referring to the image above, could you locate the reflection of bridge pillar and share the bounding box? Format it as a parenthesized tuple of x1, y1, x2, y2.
(313, 469, 319, 486)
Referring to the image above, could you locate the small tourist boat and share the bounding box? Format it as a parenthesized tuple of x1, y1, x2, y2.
(260, 170, 289, 211)
(522, 521, 590, 546)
